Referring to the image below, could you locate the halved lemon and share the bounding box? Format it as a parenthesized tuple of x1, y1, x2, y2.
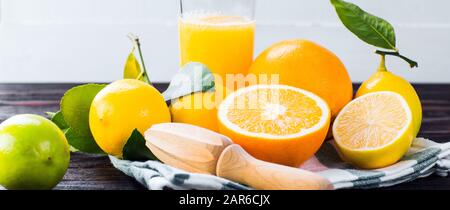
(333, 91, 414, 169)
(218, 85, 331, 167)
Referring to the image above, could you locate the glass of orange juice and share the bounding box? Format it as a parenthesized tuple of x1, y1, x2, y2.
(179, 0, 256, 80)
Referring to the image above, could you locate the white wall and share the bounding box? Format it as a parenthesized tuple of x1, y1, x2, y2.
(0, 0, 449, 83)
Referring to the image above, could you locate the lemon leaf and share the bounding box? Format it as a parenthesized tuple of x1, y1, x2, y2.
(331, 0, 396, 50)
(46, 111, 69, 130)
(123, 52, 150, 83)
(122, 129, 159, 161)
(60, 84, 106, 154)
(64, 128, 102, 154)
(162, 62, 215, 101)
(46, 112, 84, 152)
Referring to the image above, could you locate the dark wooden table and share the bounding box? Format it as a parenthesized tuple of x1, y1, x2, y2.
(1, 83, 449, 190)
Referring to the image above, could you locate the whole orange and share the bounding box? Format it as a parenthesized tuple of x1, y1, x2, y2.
(170, 85, 232, 132)
(248, 39, 353, 118)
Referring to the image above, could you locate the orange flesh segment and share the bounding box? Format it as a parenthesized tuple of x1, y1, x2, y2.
(334, 93, 408, 149)
(225, 88, 322, 135)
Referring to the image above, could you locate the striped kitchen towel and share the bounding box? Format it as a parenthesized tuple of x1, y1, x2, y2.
(110, 138, 450, 190)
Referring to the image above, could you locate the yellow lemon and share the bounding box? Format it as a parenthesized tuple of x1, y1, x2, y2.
(356, 56, 422, 137)
(218, 85, 331, 167)
(333, 91, 414, 169)
(89, 79, 171, 156)
(170, 85, 232, 132)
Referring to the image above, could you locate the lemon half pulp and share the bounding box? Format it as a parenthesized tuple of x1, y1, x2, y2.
(333, 91, 414, 169)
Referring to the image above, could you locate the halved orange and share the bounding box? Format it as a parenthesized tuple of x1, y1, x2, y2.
(333, 91, 414, 169)
(218, 85, 331, 167)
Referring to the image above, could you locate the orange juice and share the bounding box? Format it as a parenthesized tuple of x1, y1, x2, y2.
(179, 14, 255, 80)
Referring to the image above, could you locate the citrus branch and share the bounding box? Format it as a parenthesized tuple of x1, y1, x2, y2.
(128, 34, 152, 85)
(375, 50, 418, 68)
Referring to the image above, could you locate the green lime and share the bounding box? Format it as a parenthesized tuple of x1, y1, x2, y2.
(0, 114, 70, 190)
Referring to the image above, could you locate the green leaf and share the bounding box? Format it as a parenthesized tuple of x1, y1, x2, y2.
(122, 129, 158, 161)
(65, 128, 103, 154)
(47, 111, 80, 152)
(47, 111, 69, 130)
(123, 52, 150, 83)
(61, 84, 106, 154)
(162, 62, 215, 101)
(330, 0, 397, 50)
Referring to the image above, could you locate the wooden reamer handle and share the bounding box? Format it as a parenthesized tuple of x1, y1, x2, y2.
(216, 145, 333, 190)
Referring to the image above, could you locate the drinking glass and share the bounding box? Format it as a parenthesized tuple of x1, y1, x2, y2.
(179, 0, 256, 80)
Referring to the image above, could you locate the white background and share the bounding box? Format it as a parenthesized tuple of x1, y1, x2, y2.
(0, 0, 449, 83)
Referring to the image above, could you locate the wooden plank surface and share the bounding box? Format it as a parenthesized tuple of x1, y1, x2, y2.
(0, 83, 449, 190)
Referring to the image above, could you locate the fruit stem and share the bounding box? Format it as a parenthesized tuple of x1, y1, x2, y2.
(375, 50, 419, 69)
(378, 54, 387, 72)
(128, 34, 152, 85)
